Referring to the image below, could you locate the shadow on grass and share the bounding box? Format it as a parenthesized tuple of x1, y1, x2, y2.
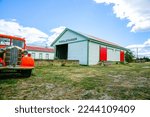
(0, 73, 25, 80)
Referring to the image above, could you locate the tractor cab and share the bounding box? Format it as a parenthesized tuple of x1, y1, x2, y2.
(0, 34, 34, 77)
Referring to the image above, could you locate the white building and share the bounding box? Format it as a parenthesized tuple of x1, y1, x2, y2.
(51, 28, 127, 65)
(27, 46, 54, 60)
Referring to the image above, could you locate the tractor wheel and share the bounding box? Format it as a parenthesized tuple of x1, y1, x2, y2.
(21, 70, 32, 78)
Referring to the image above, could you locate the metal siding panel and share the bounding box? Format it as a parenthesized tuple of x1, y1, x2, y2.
(107, 48, 120, 61)
(101, 45, 106, 48)
(89, 42, 99, 65)
(115, 50, 120, 61)
(68, 41, 88, 65)
(49, 53, 54, 59)
(107, 48, 114, 61)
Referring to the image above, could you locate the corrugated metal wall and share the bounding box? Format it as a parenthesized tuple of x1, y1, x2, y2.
(89, 42, 99, 65)
(88, 42, 124, 64)
(107, 48, 120, 61)
(68, 41, 88, 65)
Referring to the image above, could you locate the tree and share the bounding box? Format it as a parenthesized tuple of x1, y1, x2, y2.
(143, 56, 150, 62)
(125, 50, 134, 63)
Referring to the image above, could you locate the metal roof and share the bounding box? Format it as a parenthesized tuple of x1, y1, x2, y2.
(26, 46, 54, 53)
(51, 28, 127, 50)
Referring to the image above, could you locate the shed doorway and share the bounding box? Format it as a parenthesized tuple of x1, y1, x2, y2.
(56, 44, 68, 59)
(99, 47, 107, 61)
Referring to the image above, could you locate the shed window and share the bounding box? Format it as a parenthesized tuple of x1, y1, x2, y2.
(46, 54, 49, 59)
(31, 53, 35, 59)
(39, 53, 43, 59)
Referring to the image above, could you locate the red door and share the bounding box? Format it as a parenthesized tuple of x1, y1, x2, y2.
(120, 51, 124, 62)
(100, 47, 107, 61)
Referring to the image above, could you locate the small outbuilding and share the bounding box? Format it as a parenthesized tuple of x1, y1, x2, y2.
(27, 46, 54, 60)
(51, 28, 127, 65)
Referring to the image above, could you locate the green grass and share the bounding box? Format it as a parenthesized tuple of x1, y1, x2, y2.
(0, 62, 150, 100)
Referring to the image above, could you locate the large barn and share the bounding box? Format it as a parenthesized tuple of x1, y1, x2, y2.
(51, 28, 127, 65)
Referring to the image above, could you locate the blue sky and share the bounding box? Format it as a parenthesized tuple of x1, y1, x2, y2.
(0, 0, 150, 57)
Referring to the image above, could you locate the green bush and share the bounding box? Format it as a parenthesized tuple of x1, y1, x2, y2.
(125, 50, 134, 63)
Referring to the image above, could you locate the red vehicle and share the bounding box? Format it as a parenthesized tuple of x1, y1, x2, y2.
(0, 34, 34, 77)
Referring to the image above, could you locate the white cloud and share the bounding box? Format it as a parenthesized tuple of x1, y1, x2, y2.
(94, 0, 150, 32)
(94, 0, 150, 57)
(0, 19, 66, 47)
(0, 19, 65, 46)
(0, 19, 49, 46)
(126, 39, 150, 58)
(48, 26, 66, 45)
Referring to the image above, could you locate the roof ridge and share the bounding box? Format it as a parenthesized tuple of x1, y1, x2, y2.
(51, 28, 127, 50)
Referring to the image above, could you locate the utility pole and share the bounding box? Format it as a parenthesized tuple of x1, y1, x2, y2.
(136, 47, 138, 59)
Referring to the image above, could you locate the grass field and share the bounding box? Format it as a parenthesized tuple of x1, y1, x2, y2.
(0, 62, 150, 100)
